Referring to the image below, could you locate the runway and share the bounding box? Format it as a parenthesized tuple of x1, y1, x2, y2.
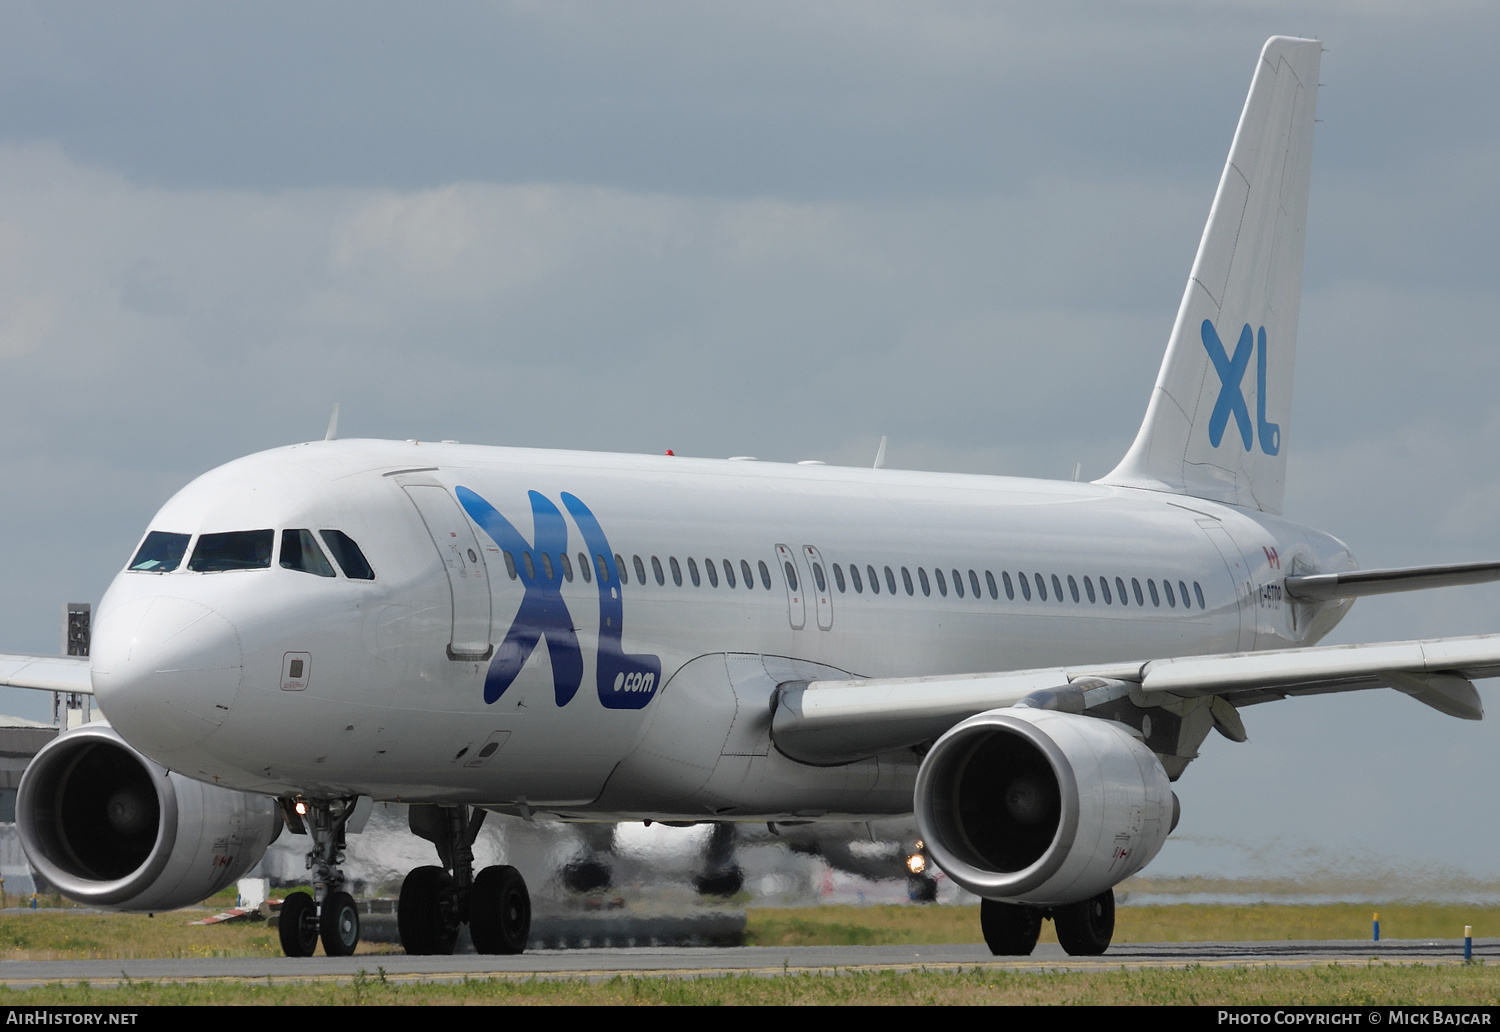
(0, 938, 1492, 989)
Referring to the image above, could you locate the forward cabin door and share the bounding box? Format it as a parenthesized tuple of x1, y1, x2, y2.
(402, 482, 495, 660)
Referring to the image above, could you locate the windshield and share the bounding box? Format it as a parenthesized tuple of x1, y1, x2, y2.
(187, 530, 274, 572)
(128, 531, 190, 573)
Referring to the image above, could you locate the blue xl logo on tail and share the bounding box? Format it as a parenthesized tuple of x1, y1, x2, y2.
(456, 487, 662, 711)
(1200, 319, 1279, 455)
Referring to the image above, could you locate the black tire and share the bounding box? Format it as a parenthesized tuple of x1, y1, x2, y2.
(470, 865, 531, 955)
(398, 866, 458, 956)
(907, 874, 939, 903)
(320, 890, 360, 957)
(693, 867, 744, 897)
(980, 899, 1042, 956)
(278, 891, 320, 958)
(1053, 888, 1115, 956)
(562, 857, 613, 894)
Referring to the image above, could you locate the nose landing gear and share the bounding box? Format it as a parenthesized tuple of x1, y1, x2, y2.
(399, 803, 531, 956)
(277, 796, 362, 958)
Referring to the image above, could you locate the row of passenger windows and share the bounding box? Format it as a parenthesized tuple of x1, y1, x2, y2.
(129, 528, 375, 580)
(499, 547, 1206, 612)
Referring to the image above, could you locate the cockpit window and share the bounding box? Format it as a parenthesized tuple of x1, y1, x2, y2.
(319, 530, 375, 580)
(187, 530, 274, 572)
(129, 531, 190, 573)
(280, 529, 336, 578)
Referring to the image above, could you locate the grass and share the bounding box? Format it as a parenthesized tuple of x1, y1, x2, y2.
(0, 964, 1497, 1005)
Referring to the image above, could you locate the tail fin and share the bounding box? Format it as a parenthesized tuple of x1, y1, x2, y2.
(1101, 37, 1321, 515)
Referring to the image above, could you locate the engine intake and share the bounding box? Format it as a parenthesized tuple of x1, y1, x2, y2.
(914, 706, 1175, 904)
(17, 723, 280, 911)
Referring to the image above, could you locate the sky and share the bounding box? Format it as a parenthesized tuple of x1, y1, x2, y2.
(0, 1, 1497, 881)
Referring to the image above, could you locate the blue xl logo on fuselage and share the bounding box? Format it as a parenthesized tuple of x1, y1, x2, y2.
(1200, 319, 1279, 456)
(456, 487, 662, 711)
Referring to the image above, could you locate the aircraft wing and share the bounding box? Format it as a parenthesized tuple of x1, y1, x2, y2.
(0, 654, 92, 694)
(771, 632, 1500, 765)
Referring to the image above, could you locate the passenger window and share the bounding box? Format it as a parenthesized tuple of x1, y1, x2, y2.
(850, 563, 864, 593)
(723, 559, 736, 588)
(615, 554, 629, 584)
(670, 556, 683, 586)
(280, 529, 336, 577)
(987, 570, 1000, 600)
(812, 563, 826, 593)
(933, 568, 945, 597)
(688, 557, 701, 586)
(1179, 580, 1191, 609)
(707, 559, 720, 587)
(318, 531, 374, 579)
(560, 552, 574, 582)
(759, 560, 772, 589)
(651, 556, 665, 586)
(190, 530, 275, 572)
(832, 563, 846, 593)
(129, 531, 190, 573)
(1132, 578, 1145, 606)
(1164, 579, 1176, 607)
(522, 552, 536, 579)
(595, 553, 610, 583)
(918, 568, 931, 596)
(1083, 576, 1096, 603)
(951, 569, 962, 599)
(579, 552, 592, 583)
(1099, 576, 1112, 604)
(1148, 579, 1161, 606)
(1067, 575, 1079, 603)
(871, 565, 883, 595)
(1116, 577, 1128, 606)
(741, 559, 754, 589)
(782, 561, 796, 591)
(633, 555, 647, 584)
(503, 551, 518, 580)
(968, 570, 980, 599)
(540, 552, 554, 581)
(884, 566, 897, 595)
(1051, 574, 1064, 602)
(901, 567, 914, 596)
(1034, 573, 1047, 602)
(1194, 581, 1206, 609)
(1017, 572, 1030, 601)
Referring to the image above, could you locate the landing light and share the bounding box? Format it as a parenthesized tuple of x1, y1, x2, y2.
(907, 854, 927, 875)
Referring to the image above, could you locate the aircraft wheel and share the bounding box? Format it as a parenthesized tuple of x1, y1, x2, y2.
(562, 857, 613, 894)
(470, 865, 531, 955)
(693, 866, 743, 897)
(278, 890, 320, 958)
(980, 899, 1042, 956)
(398, 866, 459, 955)
(1053, 888, 1115, 956)
(320, 890, 360, 957)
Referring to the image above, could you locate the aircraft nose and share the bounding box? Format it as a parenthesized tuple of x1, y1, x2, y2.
(91, 595, 243, 757)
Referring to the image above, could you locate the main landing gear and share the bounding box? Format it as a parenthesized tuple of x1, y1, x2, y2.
(277, 797, 363, 958)
(398, 804, 531, 955)
(980, 888, 1116, 957)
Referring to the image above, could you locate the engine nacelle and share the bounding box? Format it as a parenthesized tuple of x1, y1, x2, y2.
(914, 707, 1175, 905)
(16, 723, 281, 911)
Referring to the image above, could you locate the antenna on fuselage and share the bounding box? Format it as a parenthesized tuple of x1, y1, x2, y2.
(873, 436, 887, 469)
(324, 403, 340, 442)
(1071, 462, 1081, 482)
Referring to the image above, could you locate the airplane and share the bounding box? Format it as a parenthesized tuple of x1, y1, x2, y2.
(3, 34, 1499, 960)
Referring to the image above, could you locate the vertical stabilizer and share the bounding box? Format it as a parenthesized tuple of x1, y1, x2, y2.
(1101, 37, 1320, 514)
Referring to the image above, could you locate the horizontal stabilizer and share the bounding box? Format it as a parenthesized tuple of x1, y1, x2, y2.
(0, 654, 92, 694)
(1285, 560, 1500, 601)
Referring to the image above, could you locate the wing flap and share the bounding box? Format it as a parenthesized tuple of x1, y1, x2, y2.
(0, 654, 92, 694)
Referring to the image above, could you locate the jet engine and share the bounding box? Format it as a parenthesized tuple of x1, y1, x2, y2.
(914, 706, 1176, 904)
(16, 722, 281, 911)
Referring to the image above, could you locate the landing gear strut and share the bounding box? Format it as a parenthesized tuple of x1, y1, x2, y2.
(399, 804, 531, 956)
(278, 797, 361, 958)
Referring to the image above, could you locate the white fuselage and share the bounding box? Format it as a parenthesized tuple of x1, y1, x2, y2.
(89, 439, 1355, 820)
